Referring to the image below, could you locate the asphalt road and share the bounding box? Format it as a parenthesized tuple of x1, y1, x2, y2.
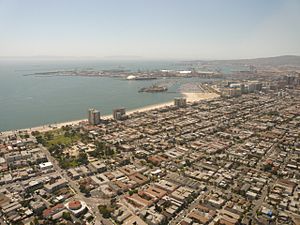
(40, 145, 111, 224)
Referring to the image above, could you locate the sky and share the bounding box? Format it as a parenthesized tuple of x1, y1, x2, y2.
(0, 0, 299, 60)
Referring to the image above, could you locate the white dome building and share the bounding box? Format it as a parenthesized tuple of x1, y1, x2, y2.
(65, 200, 87, 217)
(126, 75, 136, 80)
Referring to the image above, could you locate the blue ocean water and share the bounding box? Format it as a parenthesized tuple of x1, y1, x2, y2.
(0, 60, 217, 131)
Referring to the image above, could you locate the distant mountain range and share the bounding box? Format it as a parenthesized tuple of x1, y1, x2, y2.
(192, 55, 300, 67)
(1, 55, 300, 67)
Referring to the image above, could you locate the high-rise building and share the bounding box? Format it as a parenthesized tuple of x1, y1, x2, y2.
(113, 108, 126, 120)
(88, 108, 101, 125)
(88, 109, 93, 124)
(174, 97, 187, 108)
(221, 88, 242, 98)
(284, 74, 300, 86)
(240, 84, 247, 94)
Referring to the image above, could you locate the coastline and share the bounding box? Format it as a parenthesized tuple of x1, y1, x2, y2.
(0, 92, 219, 136)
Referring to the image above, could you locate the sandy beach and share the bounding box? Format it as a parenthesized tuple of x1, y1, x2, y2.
(182, 92, 219, 102)
(1, 92, 219, 136)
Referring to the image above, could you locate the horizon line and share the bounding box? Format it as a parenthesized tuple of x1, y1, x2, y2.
(0, 54, 299, 61)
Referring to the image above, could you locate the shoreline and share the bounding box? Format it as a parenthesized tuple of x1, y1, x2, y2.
(0, 92, 219, 136)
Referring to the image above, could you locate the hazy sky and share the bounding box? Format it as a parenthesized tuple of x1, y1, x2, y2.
(0, 0, 299, 60)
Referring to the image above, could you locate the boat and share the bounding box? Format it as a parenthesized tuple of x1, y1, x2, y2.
(139, 85, 168, 93)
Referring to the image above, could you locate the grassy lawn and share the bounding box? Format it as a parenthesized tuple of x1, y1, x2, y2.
(39, 129, 87, 169)
(47, 135, 79, 147)
(44, 130, 80, 147)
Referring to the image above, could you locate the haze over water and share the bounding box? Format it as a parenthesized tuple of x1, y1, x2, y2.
(0, 60, 214, 132)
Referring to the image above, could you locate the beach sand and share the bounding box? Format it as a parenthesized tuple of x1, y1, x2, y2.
(182, 92, 219, 102)
(1, 92, 219, 136)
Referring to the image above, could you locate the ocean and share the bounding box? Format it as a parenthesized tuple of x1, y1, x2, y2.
(0, 59, 217, 132)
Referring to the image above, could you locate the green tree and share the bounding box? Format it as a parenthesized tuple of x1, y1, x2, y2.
(105, 148, 114, 156)
(263, 164, 272, 172)
(31, 131, 40, 136)
(62, 211, 72, 221)
(77, 152, 88, 165)
(128, 189, 137, 196)
(98, 205, 112, 219)
(36, 136, 46, 145)
(33, 217, 39, 225)
(49, 144, 61, 155)
(45, 132, 54, 140)
(185, 159, 192, 167)
(155, 204, 162, 212)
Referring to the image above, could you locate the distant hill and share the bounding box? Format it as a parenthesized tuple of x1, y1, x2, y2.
(216, 55, 300, 66)
(191, 55, 300, 67)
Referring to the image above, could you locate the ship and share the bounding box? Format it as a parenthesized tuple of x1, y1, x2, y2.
(139, 85, 168, 93)
(134, 77, 157, 80)
(126, 75, 157, 80)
